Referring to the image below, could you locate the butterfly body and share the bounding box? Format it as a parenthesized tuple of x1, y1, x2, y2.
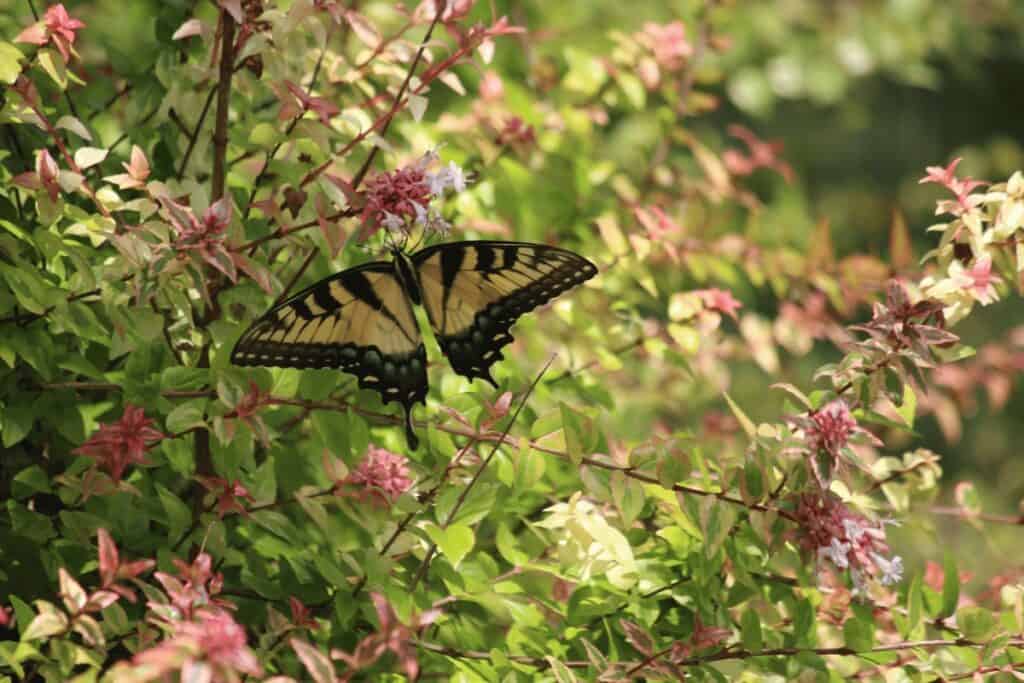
(231, 241, 597, 448)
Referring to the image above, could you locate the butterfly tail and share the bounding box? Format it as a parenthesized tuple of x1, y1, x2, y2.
(404, 405, 420, 450)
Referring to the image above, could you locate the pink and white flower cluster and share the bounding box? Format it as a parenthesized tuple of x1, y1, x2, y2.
(793, 491, 903, 591)
(362, 150, 467, 238)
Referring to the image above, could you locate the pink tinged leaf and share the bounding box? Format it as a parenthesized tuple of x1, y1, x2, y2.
(324, 173, 359, 206)
(128, 145, 150, 181)
(400, 647, 419, 681)
(485, 16, 526, 36)
(619, 619, 654, 656)
(44, 4, 85, 36)
(97, 528, 118, 586)
(308, 95, 340, 125)
(232, 253, 275, 294)
(217, 0, 245, 24)
(291, 638, 338, 683)
(919, 157, 962, 186)
(478, 38, 495, 64)
(12, 171, 41, 191)
(59, 568, 88, 613)
(161, 197, 199, 233)
(84, 589, 120, 612)
(37, 149, 58, 180)
(370, 592, 396, 631)
(103, 173, 136, 189)
(439, 71, 466, 95)
(15, 23, 48, 46)
(204, 197, 232, 232)
(249, 196, 282, 222)
(491, 391, 513, 418)
(271, 82, 303, 121)
(173, 18, 205, 40)
(202, 245, 238, 282)
(344, 10, 381, 49)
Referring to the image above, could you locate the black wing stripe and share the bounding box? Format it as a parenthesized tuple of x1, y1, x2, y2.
(230, 262, 428, 426)
(440, 246, 465, 331)
(340, 269, 418, 347)
(475, 244, 496, 272)
(312, 285, 342, 314)
(413, 241, 598, 386)
(342, 270, 383, 309)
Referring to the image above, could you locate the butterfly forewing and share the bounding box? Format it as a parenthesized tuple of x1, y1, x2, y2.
(230, 262, 427, 447)
(412, 241, 597, 385)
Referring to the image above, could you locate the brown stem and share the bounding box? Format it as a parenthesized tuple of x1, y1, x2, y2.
(211, 13, 236, 202)
(192, 9, 237, 502)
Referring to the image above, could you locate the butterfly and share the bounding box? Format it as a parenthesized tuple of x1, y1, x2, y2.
(231, 240, 598, 449)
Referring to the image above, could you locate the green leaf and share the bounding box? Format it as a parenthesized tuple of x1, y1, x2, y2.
(165, 400, 207, 435)
(10, 466, 50, 499)
(723, 392, 756, 438)
(37, 48, 68, 90)
(792, 598, 815, 645)
(610, 471, 644, 527)
(495, 523, 529, 565)
(563, 46, 607, 97)
(904, 573, 923, 638)
(545, 656, 579, 683)
(894, 382, 917, 428)
(0, 395, 35, 448)
(313, 410, 351, 460)
(939, 551, 960, 620)
(426, 523, 475, 568)
(843, 614, 875, 652)
(514, 436, 545, 491)
(156, 483, 192, 542)
(957, 606, 997, 641)
(0, 41, 24, 84)
(560, 403, 586, 465)
(161, 367, 210, 391)
(740, 608, 763, 651)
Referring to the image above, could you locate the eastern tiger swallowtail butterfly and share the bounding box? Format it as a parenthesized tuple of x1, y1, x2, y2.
(231, 241, 598, 449)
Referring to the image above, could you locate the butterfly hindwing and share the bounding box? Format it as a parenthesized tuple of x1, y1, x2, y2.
(230, 261, 427, 447)
(413, 241, 597, 385)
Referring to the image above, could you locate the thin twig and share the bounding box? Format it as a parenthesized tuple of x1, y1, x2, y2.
(242, 24, 336, 225)
(177, 85, 219, 180)
(410, 354, 555, 590)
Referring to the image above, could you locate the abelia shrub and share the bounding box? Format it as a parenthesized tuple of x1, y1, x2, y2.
(1, 1, 1024, 682)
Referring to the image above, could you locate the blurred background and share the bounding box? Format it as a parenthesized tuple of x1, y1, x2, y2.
(493, 0, 1024, 586)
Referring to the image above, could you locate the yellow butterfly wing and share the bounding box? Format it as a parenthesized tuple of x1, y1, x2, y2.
(231, 261, 427, 447)
(412, 241, 597, 385)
